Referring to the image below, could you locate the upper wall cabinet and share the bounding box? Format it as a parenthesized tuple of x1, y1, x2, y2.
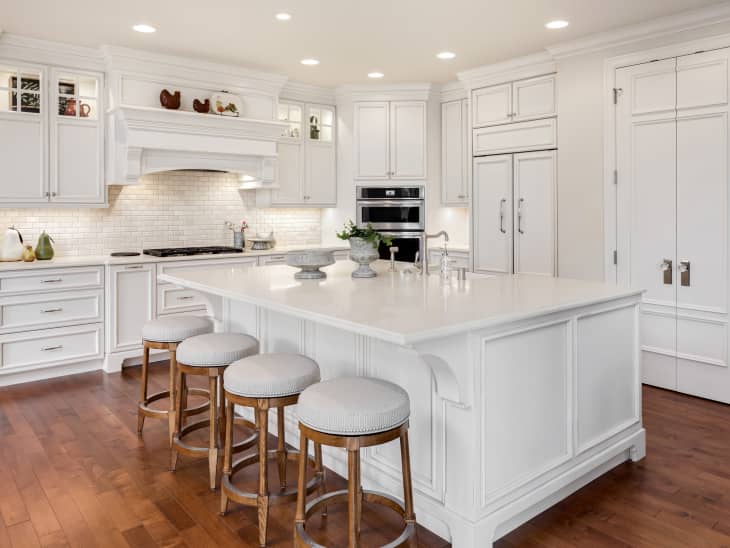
(272, 101, 336, 206)
(354, 101, 427, 180)
(441, 99, 469, 205)
(0, 62, 105, 207)
(473, 74, 556, 128)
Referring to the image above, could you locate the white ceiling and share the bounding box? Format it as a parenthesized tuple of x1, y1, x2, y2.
(0, 0, 724, 86)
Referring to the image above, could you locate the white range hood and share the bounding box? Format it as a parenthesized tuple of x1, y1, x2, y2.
(106, 105, 288, 185)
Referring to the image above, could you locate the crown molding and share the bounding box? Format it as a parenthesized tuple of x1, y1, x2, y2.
(0, 33, 104, 70)
(440, 80, 467, 102)
(335, 82, 434, 103)
(102, 45, 288, 98)
(547, 1, 730, 59)
(281, 81, 336, 105)
(457, 51, 555, 91)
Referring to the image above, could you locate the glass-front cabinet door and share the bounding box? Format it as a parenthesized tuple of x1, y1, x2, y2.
(50, 69, 105, 203)
(307, 105, 334, 143)
(0, 64, 48, 203)
(277, 101, 303, 140)
(305, 104, 336, 205)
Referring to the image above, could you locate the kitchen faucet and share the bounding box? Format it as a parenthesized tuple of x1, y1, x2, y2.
(421, 230, 450, 274)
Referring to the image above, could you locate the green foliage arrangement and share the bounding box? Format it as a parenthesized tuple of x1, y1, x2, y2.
(336, 220, 392, 247)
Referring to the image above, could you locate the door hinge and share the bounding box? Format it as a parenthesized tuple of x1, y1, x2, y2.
(613, 88, 623, 105)
(613, 250, 618, 265)
(613, 170, 618, 185)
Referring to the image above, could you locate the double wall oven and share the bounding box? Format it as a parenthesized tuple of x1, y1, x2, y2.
(356, 186, 425, 262)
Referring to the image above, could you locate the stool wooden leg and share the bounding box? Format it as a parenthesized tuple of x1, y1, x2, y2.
(137, 343, 150, 434)
(257, 405, 269, 547)
(168, 344, 178, 447)
(294, 432, 308, 536)
(314, 442, 327, 517)
(400, 430, 417, 546)
(208, 373, 219, 491)
(218, 374, 227, 448)
(220, 399, 235, 515)
(347, 448, 361, 548)
(276, 407, 288, 490)
(170, 369, 185, 471)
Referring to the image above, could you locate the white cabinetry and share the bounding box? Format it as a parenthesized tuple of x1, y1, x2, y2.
(441, 99, 469, 205)
(354, 101, 426, 180)
(106, 263, 155, 353)
(273, 101, 336, 206)
(473, 74, 556, 128)
(473, 151, 556, 275)
(0, 62, 105, 206)
(616, 48, 730, 403)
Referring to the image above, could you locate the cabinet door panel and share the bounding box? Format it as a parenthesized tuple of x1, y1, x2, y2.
(271, 141, 302, 204)
(513, 151, 556, 276)
(677, 48, 729, 111)
(390, 101, 426, 179)
(52, 122, 104, 203)
(473, 155, 512, 273)
(0, 115, 46, 202)
(441, 100, 467, 204)
(306, 142, 336, 205)
(354, 102, 389, 179)
(472, 84, 511, 128)
(107, 264, 155, 353)
(513, 75, 556, 122)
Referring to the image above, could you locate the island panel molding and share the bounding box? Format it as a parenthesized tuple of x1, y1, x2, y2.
(160, 261, 645, 547)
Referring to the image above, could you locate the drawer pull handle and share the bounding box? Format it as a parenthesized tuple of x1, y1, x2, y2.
(41, 345, 63, 351)
(41, 307, 64, 313)
(125, 265, 144, 270)
(41, 278, 63, 283)
(177, 296, 195, 301)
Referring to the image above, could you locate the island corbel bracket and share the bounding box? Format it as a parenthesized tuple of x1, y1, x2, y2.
(418, 353, 470, 408)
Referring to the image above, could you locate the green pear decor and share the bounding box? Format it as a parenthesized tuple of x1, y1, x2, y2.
(35, 231, 54, 260)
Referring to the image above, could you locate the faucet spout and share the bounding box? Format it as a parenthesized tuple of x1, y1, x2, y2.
(421, 230, 450, 274)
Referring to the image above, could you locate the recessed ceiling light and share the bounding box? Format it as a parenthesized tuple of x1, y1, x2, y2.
(132, 24, 156, 33)
(368, 72, 384, 79)
(275, 12, 291, 21)
(300, 58, 320, 66)
(436, 51, 456, 60)
(545, 20, 569, 29)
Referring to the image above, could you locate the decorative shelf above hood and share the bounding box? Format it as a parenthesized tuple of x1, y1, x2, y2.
(106, 105, 289, 186)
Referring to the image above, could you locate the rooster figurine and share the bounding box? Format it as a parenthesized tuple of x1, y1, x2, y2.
(159, 89, 181, 110)
(193, 98, 210, 113)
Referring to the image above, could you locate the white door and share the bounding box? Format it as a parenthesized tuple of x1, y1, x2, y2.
(107, 264, 155, 353)
(512, 75, 556, 122)
(441, 100, 468, 205)
(675, 48, 730, 402)
(616, 58, 678, 391)
(0, 64, 47, 203)
(473, 155, 513, 274)
(50, 69, 105, 204)
(354, 102, 389, 179)
(390, 101, 426, 179)
(513, 150, 556, 276)
(271, 141, 303, 204)
(472, 83, 512, 128)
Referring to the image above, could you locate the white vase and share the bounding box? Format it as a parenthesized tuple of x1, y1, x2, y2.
(348, 237, 379, 278)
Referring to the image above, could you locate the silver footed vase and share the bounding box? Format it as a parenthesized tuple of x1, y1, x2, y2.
(348, 237, 379, 278)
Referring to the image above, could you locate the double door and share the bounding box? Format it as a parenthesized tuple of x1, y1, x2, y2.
(473, 150, 556, 275)
(616, 48, 730, 402)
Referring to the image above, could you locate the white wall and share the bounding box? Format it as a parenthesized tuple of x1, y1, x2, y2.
(556, 21, 730, 281)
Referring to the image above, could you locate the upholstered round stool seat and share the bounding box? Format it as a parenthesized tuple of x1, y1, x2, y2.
(177, 333, 258, 366)
(142, 315, 213, 343)
(224, 353, 320, 398)
(297, 377, 410, 436)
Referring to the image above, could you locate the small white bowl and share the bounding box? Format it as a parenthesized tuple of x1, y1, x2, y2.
(286, 249, 335, 279)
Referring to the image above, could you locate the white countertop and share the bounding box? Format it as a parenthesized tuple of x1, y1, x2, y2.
(159, 260, 642, 345)
(0, 245, 348, 272)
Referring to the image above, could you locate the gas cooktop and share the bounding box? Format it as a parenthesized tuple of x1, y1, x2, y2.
(143, 246, 244, 257)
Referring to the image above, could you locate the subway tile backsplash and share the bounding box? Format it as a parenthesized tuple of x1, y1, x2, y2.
(0, 172, 321, 256)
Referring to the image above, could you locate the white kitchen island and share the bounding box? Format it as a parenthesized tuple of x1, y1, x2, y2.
(159, 260, 645, 547)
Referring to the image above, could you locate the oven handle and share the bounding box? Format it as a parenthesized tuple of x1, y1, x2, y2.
(356, 200, 425, 207)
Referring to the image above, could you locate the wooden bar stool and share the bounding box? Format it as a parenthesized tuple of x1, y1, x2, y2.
(220, 353, 324, 547)
(138, 315, 214, 445)
(294, 377, 417, 548)
(170, 332, 259, 490)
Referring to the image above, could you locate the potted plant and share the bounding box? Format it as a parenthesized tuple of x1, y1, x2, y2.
(336, 220, 391, 278)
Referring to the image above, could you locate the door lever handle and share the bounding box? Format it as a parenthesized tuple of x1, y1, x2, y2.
(499, 199, 506, 234)
(517, 198, 525, 234)
(661, 259, 673, 285)
(679, 260, 690, 287)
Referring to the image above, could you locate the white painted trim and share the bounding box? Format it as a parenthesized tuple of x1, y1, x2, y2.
(281, 80, 336, 105)
(602, 32, 730, 284)
(547, 2, 730, 60)
(0, 32, 104, 71)
(458, 52, 556, 91)
(335, 83, 434, 103)
(440, 80, 467, 102)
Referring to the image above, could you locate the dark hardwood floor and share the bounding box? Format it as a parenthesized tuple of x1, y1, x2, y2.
(0, 364, 729, 547)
